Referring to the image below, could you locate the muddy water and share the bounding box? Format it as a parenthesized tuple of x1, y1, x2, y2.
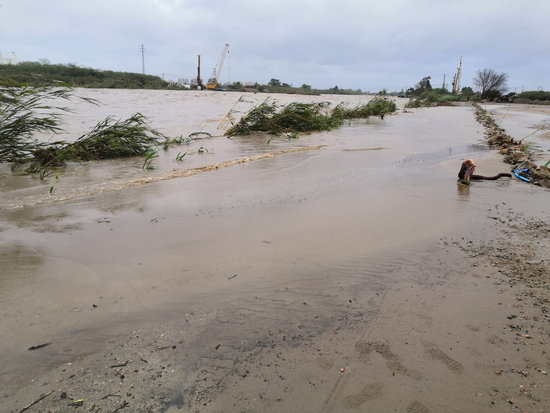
(0, 90, 401, 209)
(0, 92, 545, 400)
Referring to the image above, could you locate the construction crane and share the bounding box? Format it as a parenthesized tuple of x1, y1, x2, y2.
(206, 43, 229, 90)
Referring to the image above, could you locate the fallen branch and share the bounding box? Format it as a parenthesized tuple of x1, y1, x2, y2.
(519, 128, 540, 143)
(28, 342, 51, 351)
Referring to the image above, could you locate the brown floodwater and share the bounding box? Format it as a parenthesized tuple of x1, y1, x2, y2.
(1, 91, 548, 395)
(481, 102, 550, 162)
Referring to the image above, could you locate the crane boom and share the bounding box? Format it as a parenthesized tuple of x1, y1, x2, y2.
(206, 43, 229, 89)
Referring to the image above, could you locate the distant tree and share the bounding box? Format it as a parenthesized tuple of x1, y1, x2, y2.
(431, 88, 450, 95)
(330, 85, 340, 94)
(518, 90, 550, 101)
(281, 82, 291, 88)
(405, 87, 415, 97)
(378, 89, 387, 95)
(413, 76, 432, 96)
(474, 68, 508, 99)
(301, 83, 312, 90)
(268, 78, 281, 87)
(460, 86, 475, 101)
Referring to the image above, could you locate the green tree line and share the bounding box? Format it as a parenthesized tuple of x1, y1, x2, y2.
(0, 62, 171, 89)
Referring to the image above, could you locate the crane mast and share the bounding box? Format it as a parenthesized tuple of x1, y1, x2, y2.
(206, 43, 229, 90)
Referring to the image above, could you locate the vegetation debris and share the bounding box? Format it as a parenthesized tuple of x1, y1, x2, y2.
(225, 97, 396, 136)
(1, 81, 198, 174)
(473, 103, 550, 187)
(29, 114, 164, 171)
(0, 79, 87, 164)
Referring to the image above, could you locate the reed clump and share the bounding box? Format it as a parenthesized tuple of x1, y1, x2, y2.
(225, 101, 341, 135)
(332, 97, 397, 120)
(225, 97, 397, 136)
(0, 79, 77, 164)
(1, 81, 197, 173)
(29, 113, 165, 170)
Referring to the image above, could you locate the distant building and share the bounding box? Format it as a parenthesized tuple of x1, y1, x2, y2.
(178, 78, 191, 89)
(0, 52, 18, 65)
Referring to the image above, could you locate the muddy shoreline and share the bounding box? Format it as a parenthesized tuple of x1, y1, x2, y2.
(1, 97, 549, 412)
(4, 205, 549, 413)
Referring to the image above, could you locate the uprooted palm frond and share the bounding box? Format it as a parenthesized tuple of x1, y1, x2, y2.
(29, 113, 166, 170)
(0, 79, 96, 164)
(225, 97, 397, 136)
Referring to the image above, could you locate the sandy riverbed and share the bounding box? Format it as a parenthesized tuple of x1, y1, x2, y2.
(0, 92, 548, 412)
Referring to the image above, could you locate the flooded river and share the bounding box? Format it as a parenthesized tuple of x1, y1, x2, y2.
(1, 90, 549, 412)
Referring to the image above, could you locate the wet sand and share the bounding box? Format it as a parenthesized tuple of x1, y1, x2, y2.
(1, 94, 549, 412)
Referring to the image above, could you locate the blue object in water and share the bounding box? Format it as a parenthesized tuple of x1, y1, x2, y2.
(513, 168, 530, 183)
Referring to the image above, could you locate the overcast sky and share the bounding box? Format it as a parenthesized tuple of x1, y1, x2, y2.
(1, 0, 549, 92)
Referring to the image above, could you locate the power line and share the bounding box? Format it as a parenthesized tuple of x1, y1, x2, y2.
(140, 44, 145, 75)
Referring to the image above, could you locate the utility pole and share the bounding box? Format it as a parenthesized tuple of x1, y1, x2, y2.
(141, 44, 145, 75)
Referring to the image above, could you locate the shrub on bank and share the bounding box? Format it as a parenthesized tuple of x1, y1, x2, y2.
(516, 91, 550, 101)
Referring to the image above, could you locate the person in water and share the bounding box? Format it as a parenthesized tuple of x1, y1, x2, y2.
(458, 159, 511, 184)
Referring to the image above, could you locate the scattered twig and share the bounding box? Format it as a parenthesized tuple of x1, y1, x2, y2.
(28, 342, 51, 351)
(519, 128, 540, 143)
(110, 360, 132, 368)
(227, 274, 238, 280)
(18, 390, 54, 412)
